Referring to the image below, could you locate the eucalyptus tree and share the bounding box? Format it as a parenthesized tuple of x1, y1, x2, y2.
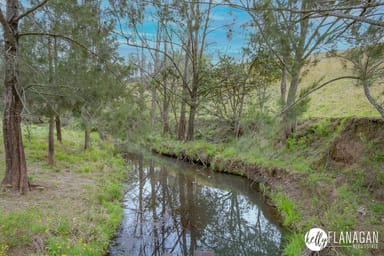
(64, 0, 123, 150)
(19, 34, 61, 166)
(0, 0, 51, 193)
(176, 0, 214, 141)
(248, 47, 280, 114)
(341, 23, 384, 117)
(207, 55, 251, 138)
(110, 0, 214, 141)
(0, 0, 124, 192)
(242, 0, 348, 141)
(19, 1, 72, 166)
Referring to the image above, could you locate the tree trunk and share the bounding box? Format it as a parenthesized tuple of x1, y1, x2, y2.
(150, 82, 157, 128)
(55, 115, 62, 143)
(1, 1, 29, 193)
(84, 126, 90, 151)
(178, 102, 186, 140)
(186, 68, 198, 141)
(282, 73, 300, 142)
(363, 79, 384, 117)
(280, 66, 287, 105)
(178, 44, 190, 141)
(48, 115, 55, 166)
(162, 87, 170, 135)
(186, 103, 197, 141)
(234, 93, 245, 139)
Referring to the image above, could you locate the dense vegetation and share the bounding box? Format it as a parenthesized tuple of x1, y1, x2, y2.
(0, 0, 383, 255)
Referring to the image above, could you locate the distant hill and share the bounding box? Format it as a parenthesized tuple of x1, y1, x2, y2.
(266, 54, 382, 118)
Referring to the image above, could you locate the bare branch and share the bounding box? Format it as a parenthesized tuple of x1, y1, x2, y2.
(0, 9, 12, 35)
(280, 76, 360, 115)
(19, 32, 98, 59)
(0, 9, 7, 28)
(310, 11, 384, 27)
(16, 0, 50, 21)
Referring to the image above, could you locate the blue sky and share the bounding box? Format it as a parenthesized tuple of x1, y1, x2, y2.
(116, 3, 252, 62)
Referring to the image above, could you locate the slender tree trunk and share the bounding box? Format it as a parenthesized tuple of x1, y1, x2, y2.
(150, 82, 157, 128)
(363, 79, 384, 117)
(178, 40, 190, 141)
(48, 115, 55, 166)
(186, 71, 198, 141)
(151, 29, 161, 129)
(234, 91, 246, 138)
(178, 98, 186, 140)
(162, 87, 170, 135)
(280, 66, 287, 105)
(283, 73, 300, 142)
(1, 1, 29, 193)
(178, 70, 188, 141)
(55, 115, 62, 143)
(47, 38, 55, 166)
(84, 125, 90, 151)
(186, 102, 197, 141)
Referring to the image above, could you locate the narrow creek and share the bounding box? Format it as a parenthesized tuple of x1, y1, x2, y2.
(109, 153, 283, 256)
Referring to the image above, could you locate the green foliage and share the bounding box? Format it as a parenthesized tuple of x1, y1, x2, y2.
(286, 134, 308, 152)
(98, 183, 122, 203)
(0, 244, 8, 256)
(221, 146, 237, 158)
(46, 237, 98, 256)
(270, 192, 301, 227)
(322, 186, 358, 231)
(184, 140, 219, 158)
(283, 232, 305, 256)
(56, 151, 80, 164)
(0, 208, 46, 248)
(372, 203, 384, 214)
(308, 119, 333, 137)
(0, 125, 127, 255)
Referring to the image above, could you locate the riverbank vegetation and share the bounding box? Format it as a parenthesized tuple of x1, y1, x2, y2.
(147, 117, 384, 255)
(0, 0, 383, 255)
(0, 125, 127, 255)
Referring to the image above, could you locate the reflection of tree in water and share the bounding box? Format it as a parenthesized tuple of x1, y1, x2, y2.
(111, 158, 281, 256)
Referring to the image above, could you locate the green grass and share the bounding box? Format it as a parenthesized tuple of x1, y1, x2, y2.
(0, 124, 127, 256)
(263, 55, 382, 118)
(148, 115, 384, 255)
(283, 232, 305, 256)
(270, 192, 301, 227)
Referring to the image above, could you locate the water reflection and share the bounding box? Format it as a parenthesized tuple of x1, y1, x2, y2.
(110, 156, 282, 256)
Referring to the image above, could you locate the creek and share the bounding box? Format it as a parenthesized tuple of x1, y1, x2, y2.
(109, 153, 283, 256)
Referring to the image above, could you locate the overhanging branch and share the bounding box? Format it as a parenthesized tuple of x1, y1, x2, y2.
(18, 32, 97, 57)
(16, 0, 50, 21)
(280, 76, 360, 115)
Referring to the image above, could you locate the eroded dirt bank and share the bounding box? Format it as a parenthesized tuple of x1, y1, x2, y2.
(149, 117, 384, 256)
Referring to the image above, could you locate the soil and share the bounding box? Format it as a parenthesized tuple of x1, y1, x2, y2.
(330, 117, 384, 165)
(0, 163, 96, 255)
(152, 117, 384, 256)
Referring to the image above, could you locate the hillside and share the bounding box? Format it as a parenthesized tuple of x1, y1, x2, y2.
(266, 55, 382, 118)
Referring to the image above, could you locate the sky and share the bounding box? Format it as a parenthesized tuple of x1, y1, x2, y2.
(116, 2, 252, 62)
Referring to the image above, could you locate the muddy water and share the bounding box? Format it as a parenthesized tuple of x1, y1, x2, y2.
(109, 154, 283, 256)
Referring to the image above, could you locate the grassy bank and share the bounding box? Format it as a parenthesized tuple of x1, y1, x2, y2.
(147, 118, 384, 255)
(0, 125, 127, 256)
